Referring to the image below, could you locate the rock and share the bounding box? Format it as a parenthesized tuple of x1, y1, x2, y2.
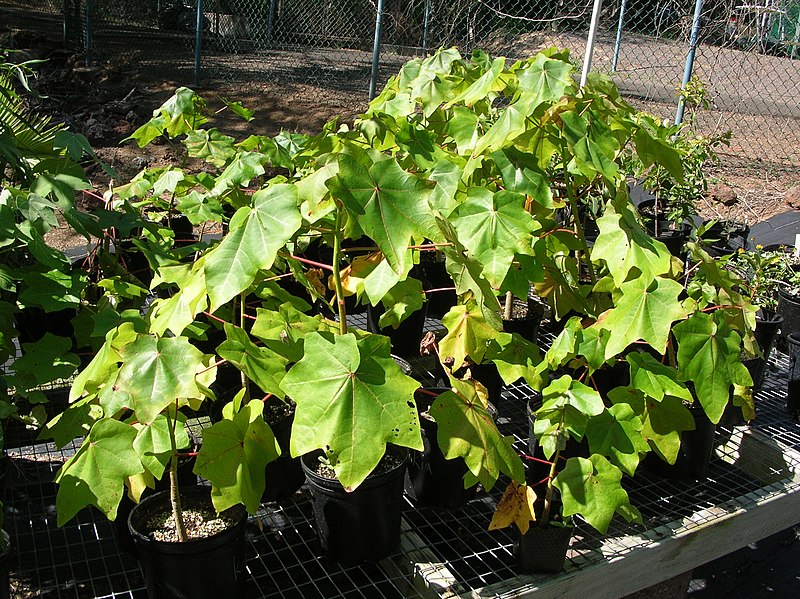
(131, 156, 150, 170)
(787, 186, 800, 209)
(707, 183, 738, 206)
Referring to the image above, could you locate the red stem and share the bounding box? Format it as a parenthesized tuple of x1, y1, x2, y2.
(519, 453, 554, 466)
(286, 254, 334, 272)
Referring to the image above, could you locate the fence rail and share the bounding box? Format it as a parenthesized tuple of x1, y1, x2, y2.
(2, 0, 799, 168)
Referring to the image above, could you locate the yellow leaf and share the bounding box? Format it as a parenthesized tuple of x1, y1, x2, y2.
(489, 480, 537, 534)
(328, 251, 384, 296)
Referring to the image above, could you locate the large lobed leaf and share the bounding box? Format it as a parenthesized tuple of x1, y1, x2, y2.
(196, 399, 279, 514)
(204, 183, 302, 310)
(281, 332, 422, 491)
(430, 378, 524, 490)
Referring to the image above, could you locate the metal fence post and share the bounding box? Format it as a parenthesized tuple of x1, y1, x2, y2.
(267, 0, 277, 44)
(369, 0, 385, 101)
(580, 0, 604, 88)
(422, 0, 431, 56)
(84, 0, 93, 66)
(611, 0, 627, 72)
(675, 0, 705, 125)
(195, 0, 204, 87)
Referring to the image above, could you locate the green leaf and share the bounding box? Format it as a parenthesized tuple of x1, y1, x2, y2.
(517, 52, 576, 108)
(281, 332, 422, 491)
(115, 335, 207, 425)
(608, 387, 695, 464)
(439, 300, 500, 370)
(55, 418, 143, 525)
(152, 169, 185, 196)
(626, 352, 693, 403)
(430, 378, 524, 490)
(18, 269, 85, 311)
(585, 404, 649, 476)
(150, 261, 209, 336)
(330, 155, 434, 275)
(596, 276, 687, 358)
(12, 333, 79, 390)
(553, 455, 638, 534)
(184, 128, 237, 168)
(633, 129, 684, 182)
(377, 277, 425, 328)
(535, 375, 605, 458)
(484, 332, 544, 388)
(40, 396, 102, 448)
(221, 97, 255, 122)
(450, 188, 535, 287)
(217, 323, 288, 398)
(132, 412, 190, 481)
(251, 303, 326, 362)
(196, 399, 279, 514)
(674, 312, 752, 424)
(593, 210, 672, 288)
(211, 151, 267, 195)
(30, 158, 91, 206)
(204, 183, 302, 310)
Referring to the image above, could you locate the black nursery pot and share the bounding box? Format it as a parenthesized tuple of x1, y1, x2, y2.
(114, 456, 199, 554)
(786, 332, 800, 420)
(405, 388, 478, 509)
(514, 524, 574, 573)
(366, 297, 428, 357)
(262, 401, 305, 503)
(502, 297, 546, 343)
(302, 447, 408, 565)
(777, 287, 800, 353)
(0, 540, 10, 599)
(751, 311, 783, 390)
(644, 404, 716, 482)
(128, 488, 248, 599)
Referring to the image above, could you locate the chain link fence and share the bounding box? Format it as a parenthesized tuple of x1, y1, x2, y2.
(1, 0, 798, 168)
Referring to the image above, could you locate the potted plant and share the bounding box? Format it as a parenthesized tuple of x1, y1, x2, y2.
(48, 46, 757, 582)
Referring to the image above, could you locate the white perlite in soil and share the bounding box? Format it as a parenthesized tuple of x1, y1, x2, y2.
(146, 506, 235, 542)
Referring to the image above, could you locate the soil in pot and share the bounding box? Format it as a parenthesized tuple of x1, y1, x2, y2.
(514, 523, 574, 574)
(128, 487, 247, 599)
(114, 453, 199, 554)
(262, 399, 305, 503)
(302, 446, 408, 565)
(501, 297, 546, 343)
(405, 388, 479, 509)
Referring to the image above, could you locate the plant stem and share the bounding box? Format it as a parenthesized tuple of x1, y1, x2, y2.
(166, 405, 188, 542)
(540, 446, 561, 527)
(559, 143, 597, 285)
(239, 292, 250, 402)
(331, 206, 348, 335)
(504, 290, 514, 321)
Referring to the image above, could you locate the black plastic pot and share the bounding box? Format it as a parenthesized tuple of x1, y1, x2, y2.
(644, 404, 716, 481)
(262, 402, 305, 503)
(777, 287, 800, 353)
(514, 524, 573, 573)
(419, 252, 456, 320)
(501, 297, 546, 343)
(0, 539, 10, 599)
(128, 488, 247, 599)
(366, 296, 428, 357)
(751, 311, 783, 390)
(302, 447, 408, 565)
(405, 388, 478, 509)
(786, 332, 800, 420)
(114, 456, 199, 554)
